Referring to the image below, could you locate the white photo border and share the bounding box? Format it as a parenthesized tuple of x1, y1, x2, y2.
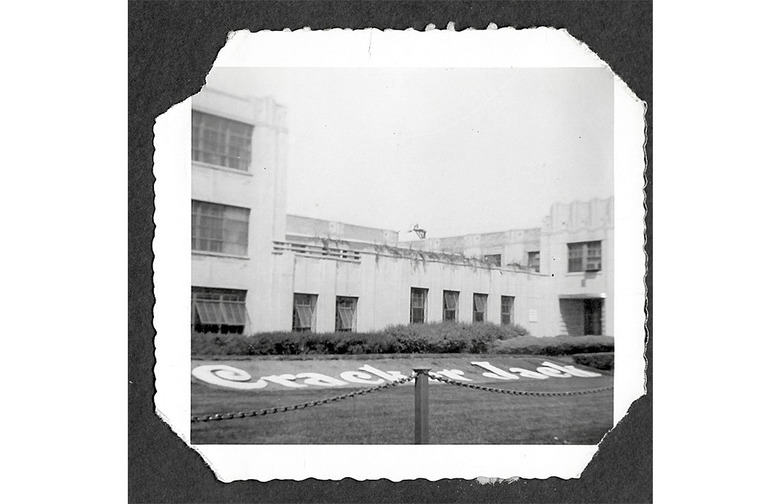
(153, 26, 646, 482)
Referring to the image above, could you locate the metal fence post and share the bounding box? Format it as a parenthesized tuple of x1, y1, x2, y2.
(413, 368, 430, 444)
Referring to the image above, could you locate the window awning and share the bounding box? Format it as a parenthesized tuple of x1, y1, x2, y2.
(194, 301, 223, 324)
(221, 301, 247, 325)
(194, 300, 247, 325)
(337, 307, 354, 329)
(444, 292, 458, 310)
(295, 305, 314, 327)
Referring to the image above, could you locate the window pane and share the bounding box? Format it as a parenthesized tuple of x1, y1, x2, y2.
(501, 296, 513, 325)
(337, 307, 354, 330)
(410, 289, 427, 323)
(191, 200, 250, 255)
(221, 302, 247, 325)
(527, 251, 540, 272)
(411, 288, 427, 309)
(484, 254, 501, 267)
(336, 297, 357, 331)
(191, 288, 248, 334)
(444, 291, 459, 321)
(294, 294, 314, 308)
(568, 243, 585, 272)
(293, 294, 317, 330)
(585, 241, 602, 271)
(192, 111, 253, 171)
(473, 294, 487, 322)
(444, 291, 458, 310)
(296, 306, 313, 327)
(501, 296, 513, 314)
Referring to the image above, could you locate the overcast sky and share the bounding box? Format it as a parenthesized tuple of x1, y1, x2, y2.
(204, 67, 613, 238)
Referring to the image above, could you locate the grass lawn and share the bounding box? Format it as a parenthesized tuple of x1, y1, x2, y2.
(191, 372, 613, 445)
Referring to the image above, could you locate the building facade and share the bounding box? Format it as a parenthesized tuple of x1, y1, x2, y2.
(190, 87, 614, 338)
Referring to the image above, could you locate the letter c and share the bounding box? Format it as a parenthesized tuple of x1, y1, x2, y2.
(192, 365, 268, 390)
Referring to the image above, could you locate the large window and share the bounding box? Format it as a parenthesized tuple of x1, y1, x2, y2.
(567, 241, 602, 272)
(410, 288, 428, 324)
(192, 110, 253, 171)
(336, 297, 358, 332)
(191, 200, 250, 256)
(527, 251, 540, 272)
(443, 291, 459, 322)
(501, 296, 514, 325)
(473, 293, 488, 323)
(293, 294, 317, 332)
(191, 287, 247, 334)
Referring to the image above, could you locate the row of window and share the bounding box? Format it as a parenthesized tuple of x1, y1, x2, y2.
(411, 288, 514, 325)
(292, 294, 358, 332)
(190, 287, 519, 334)
(490, 252, 541, 272)
(191, 199, 600, 273)
(481, 246, 599, 273)
(295, 289, 516, 331)
(189, 288, 358, 335)
(190, 110, 604, 272)
(483, 252, 541, 272)
(483, 243, 601, 273)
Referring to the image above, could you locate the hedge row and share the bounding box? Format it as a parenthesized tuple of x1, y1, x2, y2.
(571, 352, 615, 371)
(192, 322, 613, 357)
(192, 322, 527, 356)
(490, 335, 614, 356)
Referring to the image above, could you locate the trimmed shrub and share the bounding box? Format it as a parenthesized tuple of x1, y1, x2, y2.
(571, 352, 614, 371)
(187, 324, 632, 357)
(489, 335, 614, 356)
(192, 332, 303, 356)
(192, 322, 531, 356)
(300, 331, 399, 355)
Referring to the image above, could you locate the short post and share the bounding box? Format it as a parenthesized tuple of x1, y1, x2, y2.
(413, 368, 430, 444)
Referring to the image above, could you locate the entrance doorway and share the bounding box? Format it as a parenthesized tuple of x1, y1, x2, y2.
(583, 298, 603, 335)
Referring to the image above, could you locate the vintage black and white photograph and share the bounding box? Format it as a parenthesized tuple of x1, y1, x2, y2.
(152, 27, 646, 481)
(188, 65, 616, 444)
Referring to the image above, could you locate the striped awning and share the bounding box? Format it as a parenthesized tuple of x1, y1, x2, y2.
(194, 300, 247, 325)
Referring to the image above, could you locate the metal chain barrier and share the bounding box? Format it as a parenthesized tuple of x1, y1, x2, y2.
(191, 374, 415, 423)
(192, 370, 612, 424)
(422, 370, 613, 396)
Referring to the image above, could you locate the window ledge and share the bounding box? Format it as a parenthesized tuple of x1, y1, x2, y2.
(192, 161, 253, 176)
(192, 251, 250, 260)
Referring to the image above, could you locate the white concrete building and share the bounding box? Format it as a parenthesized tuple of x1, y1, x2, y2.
(190, 87, 614, 338)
